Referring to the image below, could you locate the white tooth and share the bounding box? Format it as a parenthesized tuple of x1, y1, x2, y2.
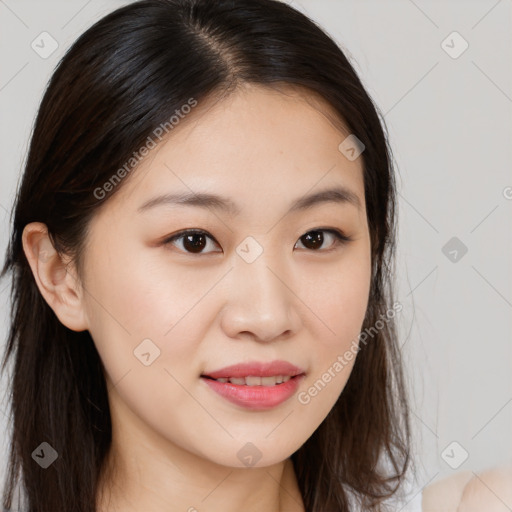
(261, 376, 278, 386)
(225, 375, 289, 386)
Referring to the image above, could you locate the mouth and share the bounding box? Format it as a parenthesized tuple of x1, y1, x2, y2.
(200, 361, 306, 410)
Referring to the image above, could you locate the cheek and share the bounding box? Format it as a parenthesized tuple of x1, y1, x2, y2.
(298, 245, 371, 405)
(83, 247, 219, 381)
(85, 245, 204, 333)
(309, 248, 372, 348)
(82, 255, 209, 425)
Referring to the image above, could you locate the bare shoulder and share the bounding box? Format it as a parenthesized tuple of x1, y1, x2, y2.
(421, 470, 473, 512)
(458, 466, 512, 511)
(422, 466, 512, 512)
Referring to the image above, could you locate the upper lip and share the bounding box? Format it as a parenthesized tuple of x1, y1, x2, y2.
(201, 360, 306, 379)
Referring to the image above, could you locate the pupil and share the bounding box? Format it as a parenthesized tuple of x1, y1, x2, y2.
(184, 233, 206, 253)
(302, 230, 323, 250)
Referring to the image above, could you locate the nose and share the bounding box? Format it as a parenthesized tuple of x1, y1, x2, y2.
(219, 250, 302, 343)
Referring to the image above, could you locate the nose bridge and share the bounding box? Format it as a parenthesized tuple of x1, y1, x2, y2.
(220, 239, 299, 341)
(236, 241, 289, 308)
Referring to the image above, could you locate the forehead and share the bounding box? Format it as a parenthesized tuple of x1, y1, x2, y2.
(98, 83, 365, 222)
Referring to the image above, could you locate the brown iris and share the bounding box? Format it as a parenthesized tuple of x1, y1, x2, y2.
(299, 230, 325, 250)
(182, 233, 208, 253)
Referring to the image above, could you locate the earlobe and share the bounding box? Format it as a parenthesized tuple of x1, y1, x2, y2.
(21, 222, 89, 332)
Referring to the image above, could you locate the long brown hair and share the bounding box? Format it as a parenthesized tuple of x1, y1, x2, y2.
(1, 1, 412, 510)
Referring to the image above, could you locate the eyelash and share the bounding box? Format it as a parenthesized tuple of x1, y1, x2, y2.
(162, 228, 352, 255)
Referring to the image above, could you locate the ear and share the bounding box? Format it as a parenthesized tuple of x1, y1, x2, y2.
(21, 222, 89, 332)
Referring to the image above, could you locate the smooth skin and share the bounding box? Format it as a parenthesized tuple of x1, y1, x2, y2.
(22, 83, 373, 512)
(422, 465, 512, 511)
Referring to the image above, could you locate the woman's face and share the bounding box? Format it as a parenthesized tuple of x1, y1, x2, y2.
(79, 84, 372, 468)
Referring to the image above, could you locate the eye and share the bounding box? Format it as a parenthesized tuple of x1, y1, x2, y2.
(163, 228, 352, 255)
(294, 228, 352, 252)
(163, 229, 220, 255)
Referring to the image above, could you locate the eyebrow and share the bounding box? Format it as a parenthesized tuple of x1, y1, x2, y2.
(137, 186, 362, 216)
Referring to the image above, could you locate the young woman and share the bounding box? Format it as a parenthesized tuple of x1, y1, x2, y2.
(1, 1, 414, 510)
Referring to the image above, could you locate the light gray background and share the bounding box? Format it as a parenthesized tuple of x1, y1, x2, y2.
(1, 0, 511, 508)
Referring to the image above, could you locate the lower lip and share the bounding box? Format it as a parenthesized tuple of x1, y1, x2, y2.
(201, 375, 305, 410)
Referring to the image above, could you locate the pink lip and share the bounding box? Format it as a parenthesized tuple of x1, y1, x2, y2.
(200, 360, 306, 410)
(202, 360, 305, 379)
(201, 374, 306, 410)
